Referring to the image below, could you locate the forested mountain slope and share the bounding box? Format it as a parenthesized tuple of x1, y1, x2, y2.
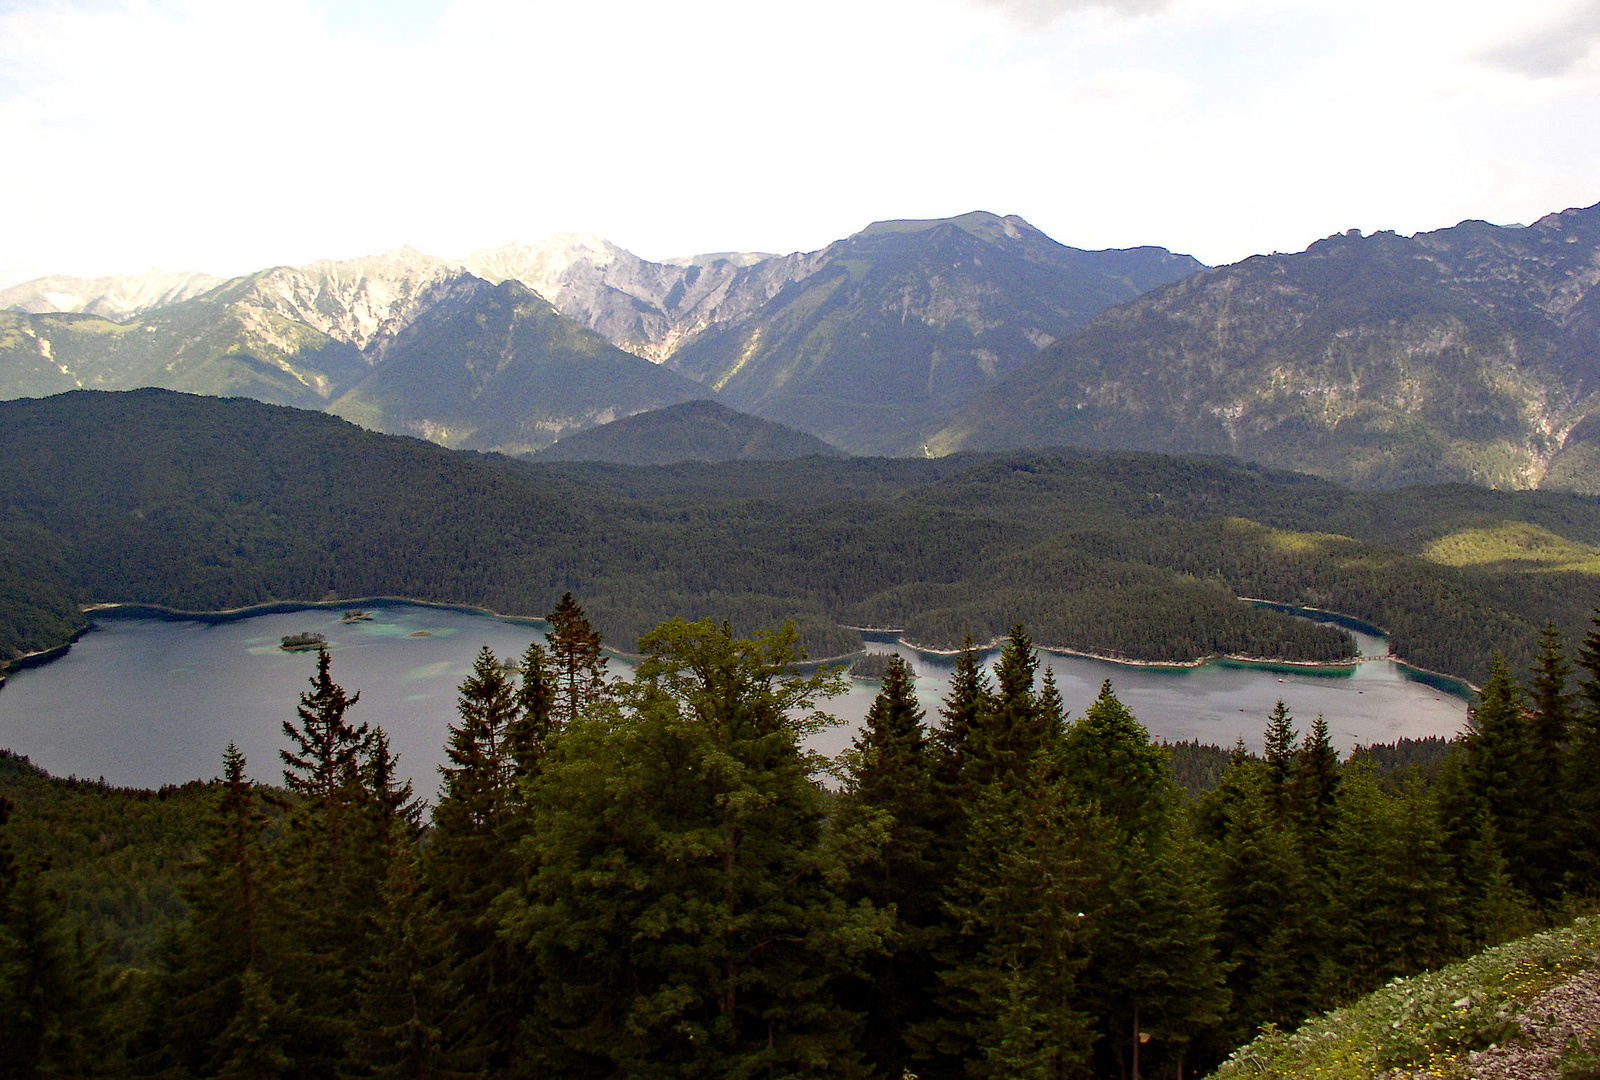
(1, 213, 1201, 458)
(4, 390, 1600, 684)
(667, 212, 1202, 453)
(932, 203, 1600, 491)
(532, 399, 842, 464)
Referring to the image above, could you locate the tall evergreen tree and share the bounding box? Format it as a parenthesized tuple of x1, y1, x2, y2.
(1059, 683, 1225, 1078)
(422, 646, 535, 1075)
(931, 761, 1102, 1080)
(1456, 658, 1532, 888)
(134, 746, 282, 1079)
(929, 637, 993, 797)
(343, 842, 473, 1080)
(508, 640, 556, 778)
(1262, 701, 1297, 820)
(1204, 757, 1317, 1046)
(281, 648, 370, 799)
(506, 619, 875, 1079)
(1569, 614, 1600, 891)
(1523, 625, 1573, 900)
(832, 655, 942, 1079)
(274, 654, 408, 1079)
(544, 593, 609, 729)
(1288, 714, 1340, 841)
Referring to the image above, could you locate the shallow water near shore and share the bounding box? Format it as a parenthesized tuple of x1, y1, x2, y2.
(0, 601, 1466, 798)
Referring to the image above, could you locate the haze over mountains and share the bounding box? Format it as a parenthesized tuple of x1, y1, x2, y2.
(0, 212, 1201, 456)
(7, 202, 1600, 489)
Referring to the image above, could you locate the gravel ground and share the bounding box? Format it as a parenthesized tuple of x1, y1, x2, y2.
(1448, 966, 1600, 1080)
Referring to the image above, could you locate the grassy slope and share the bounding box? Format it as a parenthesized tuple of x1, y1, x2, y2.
(1211, 916, 1600, 1080)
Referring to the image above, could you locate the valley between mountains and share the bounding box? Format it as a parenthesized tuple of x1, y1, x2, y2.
(6, 203, 1600, 687)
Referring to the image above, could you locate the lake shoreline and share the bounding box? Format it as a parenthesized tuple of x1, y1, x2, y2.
(0, 595, 1472, 703)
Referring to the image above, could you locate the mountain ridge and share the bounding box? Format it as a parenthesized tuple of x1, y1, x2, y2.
(929, 201, 1600, 491)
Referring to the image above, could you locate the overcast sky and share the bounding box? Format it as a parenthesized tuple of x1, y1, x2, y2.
(2, 0, 1599, 288)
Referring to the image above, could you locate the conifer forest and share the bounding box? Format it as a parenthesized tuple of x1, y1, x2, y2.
(5, 594, 1600, 1080)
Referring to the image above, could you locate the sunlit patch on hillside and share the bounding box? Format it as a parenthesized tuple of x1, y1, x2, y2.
(1421, 522, 1600, 573)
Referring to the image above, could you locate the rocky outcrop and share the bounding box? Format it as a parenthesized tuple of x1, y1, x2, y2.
(464, 236, 817, 361)
(0, 269, 223, 321)
(931, 203, 1600, 491)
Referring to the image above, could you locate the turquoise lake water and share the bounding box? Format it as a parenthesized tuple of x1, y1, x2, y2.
(0, 601, 1467, 798)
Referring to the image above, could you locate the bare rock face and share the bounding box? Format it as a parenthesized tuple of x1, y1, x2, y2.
(0, 270, 223, 320)
(931, 202, 1600, 491)
(209, 248, 482, 358)
(463, 237, 818, 362)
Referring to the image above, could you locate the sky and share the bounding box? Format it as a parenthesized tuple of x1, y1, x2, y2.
(2, 0, 1600, 288)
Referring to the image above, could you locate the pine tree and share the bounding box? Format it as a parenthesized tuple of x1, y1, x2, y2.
(544, 593, 609, 729)
(1060, 681, 1178, 844)
(274, 654, 409, 1078)
(1205, 757, 1317, 1045)
(1057, 684, 1225, 1078)
(0, 849, 108, 1080)
(931, 762, 1102, 1080)
(1326, 771, 1462, 993)
(343, 843, 474, 1080)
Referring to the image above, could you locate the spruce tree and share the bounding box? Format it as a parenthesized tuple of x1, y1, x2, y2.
(423, 646, 535, 1075)
(508, 640, 556, 777)
(1288, 714, 1340, 841)
(544, 593, 609, 728)
(506, 618, 874, 1079)
(931, 760, 1101, 1080)
(343, 842, 473, 1080)
(1262, 701, 1297, 820)
(1205, 757, 1316, 1045)
(833, 655, 941, 1079)
(1569, 613, 1600, 891)
(1456, 658, 1532, 891)
(274, 654, 409, 1078)
(929, 637, 993, 797)
(281, 647, 370, 799)
(134, 746, 283, 1079)
(1524, 625, 1573, 900)
(1060, 681, 1177, 844)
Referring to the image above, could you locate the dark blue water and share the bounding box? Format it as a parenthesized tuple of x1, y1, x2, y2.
(0, 602, 1466, 798)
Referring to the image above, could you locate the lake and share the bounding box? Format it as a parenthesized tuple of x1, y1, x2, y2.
(0, 600, 1468, 798)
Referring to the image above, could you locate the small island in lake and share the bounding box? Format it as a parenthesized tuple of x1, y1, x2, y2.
(849, 652, 899, 680)
(279, 632, 327, 652)
(340, 610, 372, 623)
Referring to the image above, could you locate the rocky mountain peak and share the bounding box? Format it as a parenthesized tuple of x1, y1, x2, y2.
(222, 250, 480, 355)
(0, 269, 224, 321)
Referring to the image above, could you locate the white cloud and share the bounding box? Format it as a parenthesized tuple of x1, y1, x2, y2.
(1480, 0, 1600, 78)
(963, 0, 1170, 31)
(0, 0, 1597, 287)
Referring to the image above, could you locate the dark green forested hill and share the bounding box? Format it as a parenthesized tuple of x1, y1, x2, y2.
(4, 389, 1600, 685)
(532, 399, 843, 465)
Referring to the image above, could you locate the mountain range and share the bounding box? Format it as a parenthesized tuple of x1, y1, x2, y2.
(931, 204, 1600, 491)
(8, 202, 1600, 490)
(0, 212, 1200, 456)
